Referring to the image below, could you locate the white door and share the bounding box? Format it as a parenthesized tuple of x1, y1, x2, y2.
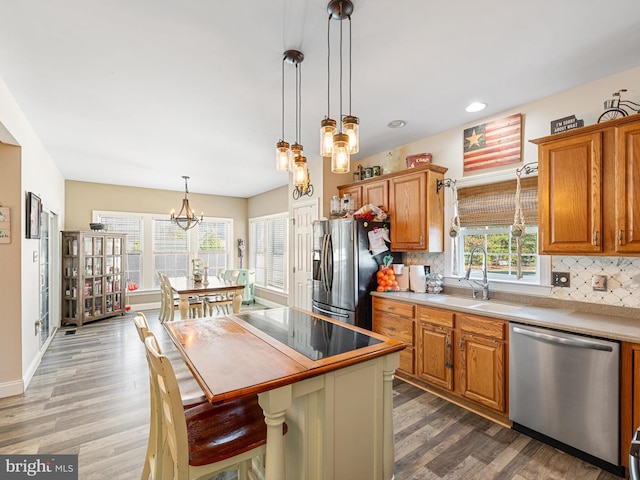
(292, 201, 318, 310)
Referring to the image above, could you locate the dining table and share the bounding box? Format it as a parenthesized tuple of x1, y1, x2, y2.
(167, 276, 245, 319)
(163, 306, 404, 480)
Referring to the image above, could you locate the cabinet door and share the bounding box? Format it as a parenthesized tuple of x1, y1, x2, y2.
(458, 333, 505, 412)
(389, 173, 427, 250)
(615, 122, 640, 253)
(621, 342, 640, 469)
(538, 132, 603, 253)
(337, 185, 362, 212)
(417, 322, 453, 390)
(362, 179, 389, 211)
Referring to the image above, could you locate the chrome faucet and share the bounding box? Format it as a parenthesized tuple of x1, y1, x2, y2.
(463, 246, 490, 300)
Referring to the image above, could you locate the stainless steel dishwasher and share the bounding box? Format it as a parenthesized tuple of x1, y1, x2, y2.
(509, 323, 621, 474)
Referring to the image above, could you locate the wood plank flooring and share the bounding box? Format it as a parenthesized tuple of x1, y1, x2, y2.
(0, 311, 623, 479)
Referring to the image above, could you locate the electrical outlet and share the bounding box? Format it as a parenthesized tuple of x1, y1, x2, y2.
(592, 275, 607, 291)
(552, 271, 570, 287)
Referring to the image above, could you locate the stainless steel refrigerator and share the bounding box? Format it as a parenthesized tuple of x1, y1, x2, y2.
(312, 218, 390, 330)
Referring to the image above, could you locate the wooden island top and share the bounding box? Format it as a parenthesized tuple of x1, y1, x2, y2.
(163, 306, 405, 403)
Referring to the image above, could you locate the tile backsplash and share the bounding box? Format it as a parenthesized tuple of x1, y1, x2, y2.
(403, 252, 640, 310)
(551, 256, 640, 309)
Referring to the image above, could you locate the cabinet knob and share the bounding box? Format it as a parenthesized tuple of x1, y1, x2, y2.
(592, 231, 600, 246)
(619, 230, 625, 245)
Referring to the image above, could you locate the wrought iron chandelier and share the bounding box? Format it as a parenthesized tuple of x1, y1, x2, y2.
(170, 176, 202, 231)
(320, 0, 359, 174)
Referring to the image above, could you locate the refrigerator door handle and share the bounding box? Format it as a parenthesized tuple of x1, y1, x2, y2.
(314, 305, 350, 319)
(322, 233, 333, 292)
(321, 233, 331, 292)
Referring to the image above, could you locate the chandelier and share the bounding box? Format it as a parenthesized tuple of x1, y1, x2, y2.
(170, 176, 202, 231)
(320, 0, 359, 174)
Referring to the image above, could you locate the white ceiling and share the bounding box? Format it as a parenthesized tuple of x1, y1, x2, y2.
(1, 0, 640, 198)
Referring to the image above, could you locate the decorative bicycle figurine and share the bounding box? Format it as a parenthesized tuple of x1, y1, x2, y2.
(598, 89, 640, 122)
(292, 175, 314, 200)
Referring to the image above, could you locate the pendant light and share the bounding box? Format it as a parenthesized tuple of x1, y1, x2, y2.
(170, 176, 203, 231)
(321, 0, 359, 173)
(275, 50, 304, 173)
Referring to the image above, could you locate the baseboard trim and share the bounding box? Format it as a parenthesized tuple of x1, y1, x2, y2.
(0, 379, 24, 399)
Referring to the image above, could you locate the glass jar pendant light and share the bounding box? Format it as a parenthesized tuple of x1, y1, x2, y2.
(275, 50, 304, 173)
(321, 0, 359, 172)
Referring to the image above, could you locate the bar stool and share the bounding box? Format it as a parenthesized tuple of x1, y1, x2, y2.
(143, 334, 287, 480)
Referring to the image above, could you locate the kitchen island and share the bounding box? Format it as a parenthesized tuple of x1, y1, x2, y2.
(164, 307, 404, 480)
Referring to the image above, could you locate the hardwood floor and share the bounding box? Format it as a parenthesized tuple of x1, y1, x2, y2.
(0, 311, 622, 480)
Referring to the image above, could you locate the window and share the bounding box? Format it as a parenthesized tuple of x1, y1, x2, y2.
(454, 177, 540, 283)
(98, 214, 143, 288)
(459, 225, 538, 281)
(249, 213, 288, 292)
(95, 211, 232, 291)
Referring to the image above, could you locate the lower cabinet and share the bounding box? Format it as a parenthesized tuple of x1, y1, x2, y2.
(621, 341, 640, 469)
(417, 307, 454, 391)
(372, 297, 416, 376)
(373, 297, 508, 417)
(457, 313, 507, 413)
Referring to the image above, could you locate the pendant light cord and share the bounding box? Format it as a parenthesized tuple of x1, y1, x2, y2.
(326, 14, 331, 119)
(281, 57, 285, 140)
(348, 16, 352, 115)
(338, 8, 343, 133)
(296, 61, 301, 144)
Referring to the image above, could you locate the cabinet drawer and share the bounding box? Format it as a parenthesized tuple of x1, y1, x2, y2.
(417, 306, 454, 328)
(373, 297, 415, 318)
(399, 347, 415, 375)
(373, 314, 414, 344)
(458, 314, 505, 341)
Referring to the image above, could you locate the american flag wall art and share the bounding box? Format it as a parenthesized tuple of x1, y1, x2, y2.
(463, 113, 522, 172)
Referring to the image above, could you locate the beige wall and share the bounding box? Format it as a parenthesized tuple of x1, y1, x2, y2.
(0, 143, 22, 388)
(247, 185, 289, 306)
(65, 180, 248, 269)
(247, 185, 288, 218)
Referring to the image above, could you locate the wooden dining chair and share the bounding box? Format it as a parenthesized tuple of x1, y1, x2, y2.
(157, 272, 202, 320)
(143, 334, 284, 480)
(202, 294, 233, 317)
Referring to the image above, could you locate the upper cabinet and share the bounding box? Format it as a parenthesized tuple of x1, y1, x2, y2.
(338, 163, 447, 252)
(531, 115, 640, 255)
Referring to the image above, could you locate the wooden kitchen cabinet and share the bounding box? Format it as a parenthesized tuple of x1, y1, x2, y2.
(621, 342, 640, 469)
(457, 314, 507, 413)
(372, 297, 416, 376)
(417, 306, 454, 391)
(532, 115, 640, 255)
(389, 167, 446, 251)
(338, 163, 447, 251)
(338, 179, 389, 212)
(362, 179, 389, 211)
(337, 184, 362, 212)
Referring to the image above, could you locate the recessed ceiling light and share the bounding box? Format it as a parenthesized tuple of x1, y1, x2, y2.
(388, 119, 406, 128)
(465, 102, 487, 113)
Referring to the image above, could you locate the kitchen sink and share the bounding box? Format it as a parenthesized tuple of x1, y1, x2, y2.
(425, 296, 482, 308)
(469, 302, 522, 314)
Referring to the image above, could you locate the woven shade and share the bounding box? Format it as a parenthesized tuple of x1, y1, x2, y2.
(457, 177, 538, 227)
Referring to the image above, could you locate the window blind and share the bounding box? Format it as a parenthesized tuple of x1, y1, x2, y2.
(457, 176, 538, 227)
(267, 216, 286, 290)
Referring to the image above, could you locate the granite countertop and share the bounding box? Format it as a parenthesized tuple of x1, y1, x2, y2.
(371, 291, 640, 344)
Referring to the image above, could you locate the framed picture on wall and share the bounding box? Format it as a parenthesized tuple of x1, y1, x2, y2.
(26, 192, 41, 239)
